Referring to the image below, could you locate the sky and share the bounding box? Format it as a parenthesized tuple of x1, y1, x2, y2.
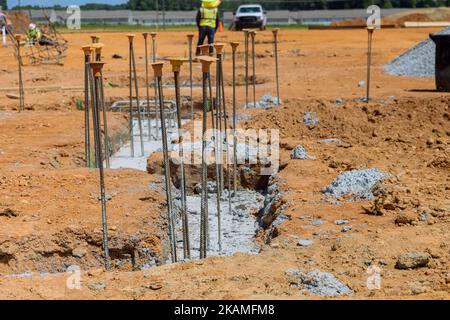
(7, 0, 127, 7)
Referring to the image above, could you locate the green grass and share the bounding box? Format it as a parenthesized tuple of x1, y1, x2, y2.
(56, 23, 308, 33)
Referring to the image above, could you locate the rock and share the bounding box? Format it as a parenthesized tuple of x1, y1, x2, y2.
(334, 219, 349, 225)
(112, 54, 123, 59)
(311, 219, 324, 226)
(358, 80, 365, 87)
(395, 211, 417, 226)
(335, 98, 343, 105)
(287, 269, 353, 297)
(409, 282, 427, 295)
(395, 252, 431, 269)
(341, 226, 353, 232)
(304, 112, 319, 128)
(322, 168, 386, 201)
(6, 93, 19, 100)
(87, 268, 104, 277)
(445, 273, 450, 284)
(297, 239, 314, 247)
(0, 208, 18, 218)
(87, 282, 106, 291)
(291, 145, 315, 160)
(72, 247, 87, 258)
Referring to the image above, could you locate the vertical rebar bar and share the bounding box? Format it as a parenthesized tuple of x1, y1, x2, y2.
(143, 33, 152, 140)
(366, 28, 374, 103)
(15, 35, 24, 112)
(152, 62, 177, 263)
(198, 57, 215, 259)
(90, 62, 111, 270)
(214, 48, 223, 252)
(94, 44, 110, 169)
(82, 46, 92, 168)
(230, 42, 239, 197)
(187, 34, 194, 120)
(128, 36, 135, 157)
(131, 43, 145, 156)
(151, 33, 159, 139)
(171, 59, 190, 260)
(251, 31, 256, 108)
(244, 30, 249, 108)
(273, 29, 281, 105)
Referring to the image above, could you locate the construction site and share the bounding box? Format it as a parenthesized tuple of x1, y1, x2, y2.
(0, 4, 449, 301)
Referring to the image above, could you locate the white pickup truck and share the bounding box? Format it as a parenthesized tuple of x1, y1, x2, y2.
(232, 4, 267, 31)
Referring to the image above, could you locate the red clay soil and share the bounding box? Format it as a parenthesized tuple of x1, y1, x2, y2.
(0, 28, 448, 299)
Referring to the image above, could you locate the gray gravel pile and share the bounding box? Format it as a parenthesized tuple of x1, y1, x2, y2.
(287, 269, 353, 297)
(385, 27, 450, 77)
(246, 94, 281, 109)
(322, 169, 386, 200)
(290, 145, 315, 160)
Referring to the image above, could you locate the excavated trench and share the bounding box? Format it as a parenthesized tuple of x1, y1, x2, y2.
(0, 111, 285, 278)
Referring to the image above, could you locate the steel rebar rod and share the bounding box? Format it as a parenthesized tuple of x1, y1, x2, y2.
(273, 29, 281, 105)
(151, 33, 159, 139)
(143, 33, 152, 140)
(82, 46, 92, 168)
(251, 31, 257, 108)
(90, 61, 111, 270)
(94, 44, 110, 169)
(131, 43, 145, 156)
(187, 34, 195, 120)
(214, 47, 223, 252)
(15, 35, 24, 112)
(128, 36, 135, 157)
(152, 62, 177, 263)
(244, 30, 249, 108)
(366, 28, 374, 103)
(230, 42, 239, 197)
(198, 57, 215, 259)
(169, 58, 191, 260)
(219, 51, 232, 218)
(127, 35, 145, 156)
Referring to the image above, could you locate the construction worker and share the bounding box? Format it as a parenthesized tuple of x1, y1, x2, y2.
(27, 23, 53, 46)
(0, 11, 12, 30)
(196, 0, 221, 56)
(27, 23, 42, 45)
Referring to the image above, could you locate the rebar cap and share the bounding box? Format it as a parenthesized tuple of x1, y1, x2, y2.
(167, 57, 188, 73)
(81, 45, 93, 55)
(126, 34, 135, 42)
(187, 33, 195, 39)
(14, 34, 22, 41)
(89, 61, 106, 77)
(151, 62, 164, 77)
(142, 32, 149, 39)
(197, 56, 216, 73)
(272, 28, 280, 35)
(150, 32, 157, 39)
(214, 43, 225, 54)
(198, 44, 212, 56)
(230, 42, 240, 52)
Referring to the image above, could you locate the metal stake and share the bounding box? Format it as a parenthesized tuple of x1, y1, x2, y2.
(89, 61, 111, 270)
(169, 58, 191, 260)
(272, 29, 281, 105)
(152, 62, 177, 263)
(366, 27, 374, 103)
(143, 33, 152, 140)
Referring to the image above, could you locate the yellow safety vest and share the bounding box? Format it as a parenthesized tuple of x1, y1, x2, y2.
(199, 7, 217, 28)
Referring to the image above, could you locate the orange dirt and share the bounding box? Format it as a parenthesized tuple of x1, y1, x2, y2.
(0, 28, 448, 299)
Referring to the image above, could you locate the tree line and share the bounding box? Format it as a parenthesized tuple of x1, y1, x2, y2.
(6, 0, 450, 11)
